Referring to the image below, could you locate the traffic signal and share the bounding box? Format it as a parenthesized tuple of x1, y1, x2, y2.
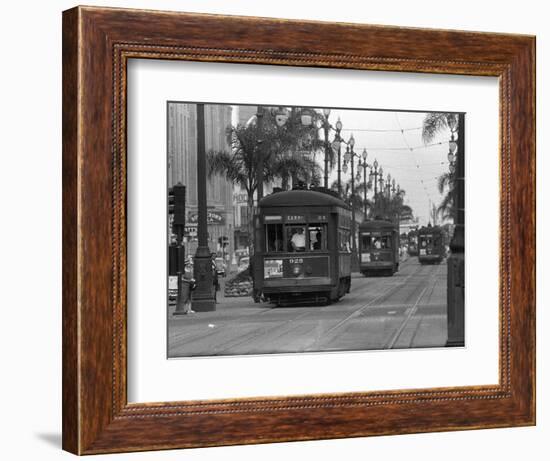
(168, 188, 174, 215)
(172, 183, 186, 228)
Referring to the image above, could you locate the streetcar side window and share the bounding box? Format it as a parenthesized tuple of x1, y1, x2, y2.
(265, 224, 284, 252)
(339, 229, 351, 252)
(308, 224, 327, 251)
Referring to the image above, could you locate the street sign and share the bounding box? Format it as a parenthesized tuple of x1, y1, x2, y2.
(187, 210, 225, 225)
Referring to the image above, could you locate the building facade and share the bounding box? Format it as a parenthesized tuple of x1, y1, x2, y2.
(168, 103, 234, 260)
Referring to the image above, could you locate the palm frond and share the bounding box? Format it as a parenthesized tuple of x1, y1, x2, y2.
(422, 112, 450, 144)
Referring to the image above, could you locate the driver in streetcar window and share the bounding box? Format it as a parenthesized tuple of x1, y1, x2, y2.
(290, 227, 306, 252)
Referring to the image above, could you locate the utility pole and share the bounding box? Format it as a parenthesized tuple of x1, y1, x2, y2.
(446, 113, 465, 346)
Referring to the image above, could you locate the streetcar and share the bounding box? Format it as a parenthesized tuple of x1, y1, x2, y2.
(407, 229, 419, 256)
(358, 219, 400, 276)
(417, 224, 446, 264)
(257, 188, 352, 306)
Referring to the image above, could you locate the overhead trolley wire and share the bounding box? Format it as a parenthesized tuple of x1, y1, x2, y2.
(340, 126, 422, 133)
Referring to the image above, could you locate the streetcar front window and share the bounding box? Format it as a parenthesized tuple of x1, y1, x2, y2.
(287, 226, 307, 252)
(361, 235, 391, 250)
(308, 224, 327, 251)
(420, 237, 432, 247)
(265, 224, 284, 252)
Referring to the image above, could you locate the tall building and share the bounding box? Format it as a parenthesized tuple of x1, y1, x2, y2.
(168, 103, 234, 259)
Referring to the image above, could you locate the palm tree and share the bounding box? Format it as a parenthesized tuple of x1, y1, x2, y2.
(422, 112, 458, 223)
(330, 179, 369, 216)
(435, 171, 454, 221)
(421, 112, 457, 144)
(207, 109, 323, 254)
(368, 189, 411, 223)
(271, 154, 322, 191)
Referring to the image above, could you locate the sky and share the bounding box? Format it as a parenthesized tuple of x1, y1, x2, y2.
(326, 109, 452, 226)
(232, 106, 455, 227)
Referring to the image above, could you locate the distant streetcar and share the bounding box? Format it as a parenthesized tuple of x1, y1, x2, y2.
(417, 225, 446, 264)
(256, 188, 352, 306)
(407, 229, 419, 256)
(358, 219, 400, 276)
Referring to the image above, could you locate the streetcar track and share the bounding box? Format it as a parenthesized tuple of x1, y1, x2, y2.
(223, 261, 437, 353)
(302, 266, 425, 351)
(385, 264, 442, 349)
(170, 258, 444, 355)
(407, 316, 424, 347)
(170, 263, 402, 350)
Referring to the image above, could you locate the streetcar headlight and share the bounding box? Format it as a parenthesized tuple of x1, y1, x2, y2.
(292, 264, 302, 276)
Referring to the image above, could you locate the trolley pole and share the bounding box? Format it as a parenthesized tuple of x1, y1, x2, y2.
(192, 103, 216, 312)
(446, 113, 465, 346)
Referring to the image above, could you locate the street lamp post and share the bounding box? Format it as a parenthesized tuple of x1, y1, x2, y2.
(335, 117, 343, 195)
(255, 106, 268, 202)
(357, 148, 369, 219)
(344, 134, 359, 271)
(192, 103, 216, 312)
(377, 167, 384, 216)
(369, 159, 380, 217)
(322, 108, 331, 189)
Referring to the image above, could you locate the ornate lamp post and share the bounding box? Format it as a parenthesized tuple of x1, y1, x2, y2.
(335, 117, 344, 195)
(357, 148, 369, 219)
(377, 167, 384, 216)
(321, 108, 331, 189)
(192, 103, 216, 312)
(369, 159, 381, 217)
(343, 134, 360, 271)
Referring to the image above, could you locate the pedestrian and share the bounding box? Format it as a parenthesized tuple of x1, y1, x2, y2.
(180, 262, 196, 314)
(211, 253, 219, 303)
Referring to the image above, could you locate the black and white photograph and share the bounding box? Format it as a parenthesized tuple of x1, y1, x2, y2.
(167, 103, 464, 358)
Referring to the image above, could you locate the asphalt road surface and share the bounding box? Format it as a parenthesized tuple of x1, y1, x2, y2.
(168, 257, 448, 357)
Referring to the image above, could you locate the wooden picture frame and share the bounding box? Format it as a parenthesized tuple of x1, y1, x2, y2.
(62, 5, 535, 455)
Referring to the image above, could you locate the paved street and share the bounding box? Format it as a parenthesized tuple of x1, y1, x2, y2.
(168, 258, 447, 357)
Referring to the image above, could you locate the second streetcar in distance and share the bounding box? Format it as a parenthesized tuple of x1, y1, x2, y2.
(358, 219, 400, 276)
(407, 228, 419, 256)
(417, 224, 446, 264)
